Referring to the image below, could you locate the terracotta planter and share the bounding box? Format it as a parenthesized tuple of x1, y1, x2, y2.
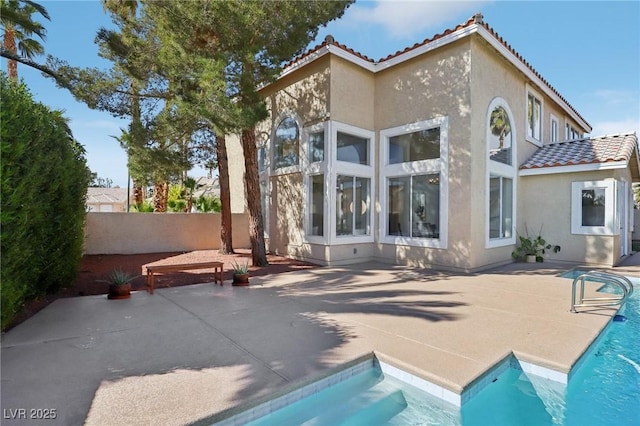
(108, 283, 131, 299)
(232, 273, 250, 286)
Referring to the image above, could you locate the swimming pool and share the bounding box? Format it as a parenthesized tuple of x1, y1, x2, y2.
(216, 273, 639, 425)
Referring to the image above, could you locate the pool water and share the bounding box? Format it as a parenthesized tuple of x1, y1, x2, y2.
(233, 274, 640, 425)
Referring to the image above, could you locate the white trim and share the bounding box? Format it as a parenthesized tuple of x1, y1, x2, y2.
(525, 84, 544, 146)
(571, 180, 618, 235)
(519, 161, 629, 176)
(550, 114, 559, 143)
(379, 116, 449, 249)
(328, 121, 376, 245)
(271, 113, 303, 176)
(485, 97, 517, 248)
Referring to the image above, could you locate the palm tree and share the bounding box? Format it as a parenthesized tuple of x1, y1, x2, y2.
(490, 106, 511, 149)
(1, 0, 49, 79)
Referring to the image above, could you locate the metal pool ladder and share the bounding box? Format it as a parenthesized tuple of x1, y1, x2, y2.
(570, 271, 634, 313)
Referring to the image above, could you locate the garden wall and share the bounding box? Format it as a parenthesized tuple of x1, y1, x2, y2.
(84, 213, 251, 254)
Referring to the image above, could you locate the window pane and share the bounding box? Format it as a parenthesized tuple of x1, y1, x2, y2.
(258, 147, 267, 172)
(388, 177, 410, 236)
(489, 177, 501, 238)
(354, 177, 370, 235)
(260, 179, 268, 234)
(337, 132, 368, 165)
(551, 120, 558, 142)
(582, 188, 605, 226)
(274, 117, 299, 169)
(501, 178, 513, 238)
(527, 94, 541, 140)
(310, 174, 324, 236)
(309, 131, 324, 163)
(412, 174, 440, 238)
(489, 106, 512, 165)
(336, 175, 354, 235)
(389, 128, 440, 164)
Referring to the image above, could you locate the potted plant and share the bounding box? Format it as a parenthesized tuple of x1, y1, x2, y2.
(103, 269, 138, 299)
(231, 260, 250, 286)
(512, 235, 560, 263)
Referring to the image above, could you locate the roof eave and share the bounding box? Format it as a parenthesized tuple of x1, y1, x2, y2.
(519, 160, 629, 176)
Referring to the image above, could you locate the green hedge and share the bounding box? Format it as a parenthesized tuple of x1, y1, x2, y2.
(1, 74, 91, 330)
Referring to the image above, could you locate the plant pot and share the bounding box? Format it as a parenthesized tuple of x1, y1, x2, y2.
(108, 283, 131, 299)
(232, 273, 250, 286)
(525, 255, 537, 263)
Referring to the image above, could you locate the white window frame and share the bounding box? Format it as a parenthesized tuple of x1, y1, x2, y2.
(302, 121, 329, 244)
(526, 85, 544, 146)
(550, 114, 559, 143)
(271, 113, 302, 175)
(565, 120, 581, 141)
(571, 180, 618, 235)
(486, 98, 517, 248)
(380, 116, 449, 249)
(329, 121, 375, 245)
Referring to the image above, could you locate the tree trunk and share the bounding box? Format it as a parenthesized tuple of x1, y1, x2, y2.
(241, 128, 268, 266)
(153, 181, 168, 212)
(132, 180, 144, 206)
(216, 133, 235, 254)
(4, 28, 18, 79)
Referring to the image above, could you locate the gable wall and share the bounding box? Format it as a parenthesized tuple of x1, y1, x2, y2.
(374, 39, 474, 269)
(258, 56, 332, 255)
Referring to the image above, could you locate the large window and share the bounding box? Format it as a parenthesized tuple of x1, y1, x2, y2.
(488, 105, 512, 165)
(571, 180, 617, 235)
(486, 98, 516, 247)
(336, 175, 370, 236)
(388, 174, 439, 238)
(389, 128, 440, 164)
(273, 116, 300, 169)
(489, 176, 513, 239)
(337, 132, 369, 165)
(380, 116, 448, 248)
(309, 174, 324, 236)
(526, 88, 542, 144)
(303, 121, 374, 244)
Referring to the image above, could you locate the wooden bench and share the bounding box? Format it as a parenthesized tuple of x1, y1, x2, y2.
(145, 261, 224, 294)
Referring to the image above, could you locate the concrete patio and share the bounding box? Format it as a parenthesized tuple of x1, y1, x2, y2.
(1, 260, 638, 425)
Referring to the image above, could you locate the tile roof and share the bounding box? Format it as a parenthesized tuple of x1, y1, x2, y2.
(283, 13, 588, 128)
(87, 187, 129, 203)
(520, 133, 638, 170)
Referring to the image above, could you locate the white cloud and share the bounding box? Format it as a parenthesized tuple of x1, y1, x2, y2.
(350, 0, 492, 39)
(589, 118, 640, 138)
(591, 89, 640, 107)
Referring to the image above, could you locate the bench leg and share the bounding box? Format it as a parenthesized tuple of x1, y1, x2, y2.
(147, 271, 155, 295)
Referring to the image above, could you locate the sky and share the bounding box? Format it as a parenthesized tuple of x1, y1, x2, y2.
(9, 0, 640, 188)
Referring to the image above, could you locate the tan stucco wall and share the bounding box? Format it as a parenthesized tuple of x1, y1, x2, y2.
(374, 38, 474, 270)
(329, 56, 375, 129)
(518, 171, 625, 267)
(84, 213, 251, 255)
(268, 173, 304, 256)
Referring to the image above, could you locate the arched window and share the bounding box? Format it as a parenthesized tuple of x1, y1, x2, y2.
(486, 98, 516, 246)
(273, 116, 299, 169)
(488, 105, 513, 165)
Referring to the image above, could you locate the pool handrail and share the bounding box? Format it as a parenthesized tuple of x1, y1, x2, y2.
(570, 270, 634, 313)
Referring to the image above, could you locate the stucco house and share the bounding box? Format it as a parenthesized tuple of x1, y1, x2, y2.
(227, 13, 639, 271)
(86, 187, 132, 212)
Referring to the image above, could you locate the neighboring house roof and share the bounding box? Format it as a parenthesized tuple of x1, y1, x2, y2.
(519, 133, 639, 177)
(86, 187, 129, 204)
(279, 13, 590, 132)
